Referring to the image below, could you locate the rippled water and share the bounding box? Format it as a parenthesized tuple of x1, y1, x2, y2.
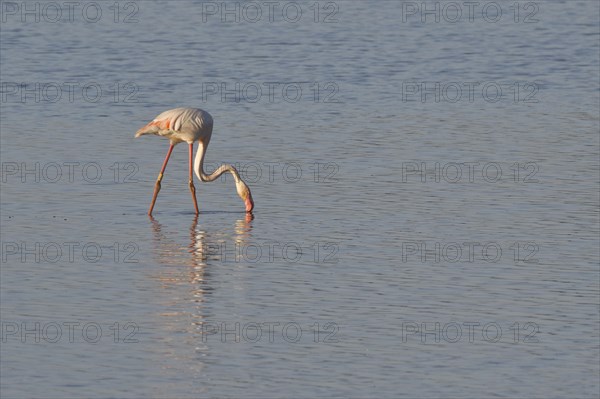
(1, 1, 599, 398)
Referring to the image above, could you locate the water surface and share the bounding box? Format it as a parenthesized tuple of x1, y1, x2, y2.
(1, 1, 599, 397)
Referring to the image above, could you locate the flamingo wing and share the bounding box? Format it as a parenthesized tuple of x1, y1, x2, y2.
(135, 110, 181, 137)
(134, 108, 212, 140)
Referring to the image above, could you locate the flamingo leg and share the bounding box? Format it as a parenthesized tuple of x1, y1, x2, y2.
(148, 143, 174, 216)
(189, 143, 199, 215)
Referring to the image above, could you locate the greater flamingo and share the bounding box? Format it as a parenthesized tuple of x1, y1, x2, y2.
(135, 107, 254, 216)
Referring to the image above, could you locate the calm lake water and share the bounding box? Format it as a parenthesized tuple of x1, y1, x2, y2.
(1, 1, 599, 398)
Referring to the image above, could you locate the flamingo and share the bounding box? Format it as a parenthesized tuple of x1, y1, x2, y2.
(135, 107, 254, 216)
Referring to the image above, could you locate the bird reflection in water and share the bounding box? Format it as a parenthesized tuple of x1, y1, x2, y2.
(147, 214, 253, 356)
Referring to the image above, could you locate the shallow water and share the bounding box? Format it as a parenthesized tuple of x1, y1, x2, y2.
(1, 1, 599, 398)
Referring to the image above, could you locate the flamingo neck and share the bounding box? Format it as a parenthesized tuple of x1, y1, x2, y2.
(193, 142, 241, 183)
(193, 141, 254, 212)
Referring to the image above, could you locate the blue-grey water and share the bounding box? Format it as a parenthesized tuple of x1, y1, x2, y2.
(1, 1, 599, 398)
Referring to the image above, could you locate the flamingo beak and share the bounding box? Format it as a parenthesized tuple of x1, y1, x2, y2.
(245, 192, 254, 213)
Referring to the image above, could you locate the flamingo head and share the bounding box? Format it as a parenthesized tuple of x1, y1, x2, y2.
(236, 181, 254, 213)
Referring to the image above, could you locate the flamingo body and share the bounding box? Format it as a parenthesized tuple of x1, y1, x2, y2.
(135, 107, 254, 215)
(135, 107, 213, 145)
